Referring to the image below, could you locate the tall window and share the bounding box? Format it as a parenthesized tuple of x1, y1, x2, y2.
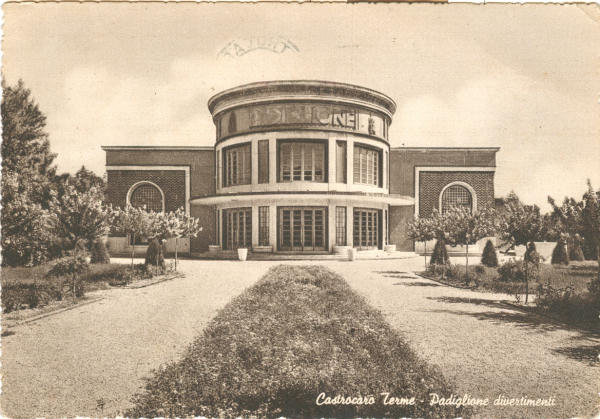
(216, 149, 221, 189)
(279, 141, 326, 182)
(335, 207, 347, 246)
(258, 206, 269, 246)
(258, 140, 269, 184)
(336, 141, 347, 183)
(130, 183, 163, 212)
(223, 208, 252, 250)
(441, 184, 473, 214)
(223, 143, 251, 187)
(353, 145, 380, 186)
(353, 208, 380, 249)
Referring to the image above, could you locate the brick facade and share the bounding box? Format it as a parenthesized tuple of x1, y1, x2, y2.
(106, 170, 186, 213)
(418, 171, 495, 217)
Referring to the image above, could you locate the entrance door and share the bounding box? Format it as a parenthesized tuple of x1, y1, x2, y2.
(223, 208, 252, 250)
(353, 208, 381, 249)
(278, 207, 327, 251)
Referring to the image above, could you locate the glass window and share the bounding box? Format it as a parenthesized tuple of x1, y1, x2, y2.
(335, 207, 346, 246)
(222, 208, 252, 250)
(336, 141, 347, 183)
(223, 143, 251, 187)
(353, 145, 380, 186)
(130, 183, 163, 212)
(353, 208, 380, 249)
(258, 206, 269, 246)
(258, 140, 269, 184)
(279, 141, 326, 182)
(441, 184, 473, 214)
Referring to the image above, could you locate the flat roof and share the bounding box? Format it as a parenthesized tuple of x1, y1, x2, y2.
(101, 146, 213, 151)
(391, 147, 500, 152)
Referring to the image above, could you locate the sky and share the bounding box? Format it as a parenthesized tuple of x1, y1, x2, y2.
(3, 3, 599, 210)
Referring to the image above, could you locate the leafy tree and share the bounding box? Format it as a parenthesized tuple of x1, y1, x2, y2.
(406, 216, 436, 268)
(112, 205, 153, 268)
(582, 180, 600, 279)
(481, 240, 498, 267)
(52, 184, 113, 252)
(569, 233, 585, 261)
(90, 238, 111, 264)
(46, 251, 90, 301)
(1, 80, 59, 265)
(430, 236, 449, 266)
(498, 192, 545, 303)
(445, 206, 497, 282)
(55, 166, 106, 200)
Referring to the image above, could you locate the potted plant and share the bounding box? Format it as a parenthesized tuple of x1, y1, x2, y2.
(237, 247, 248, 261)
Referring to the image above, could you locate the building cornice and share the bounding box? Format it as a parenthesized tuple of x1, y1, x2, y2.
(207, 80, 397, 119)
(101, 146, 213, 151)
(392, 147, 500, 152)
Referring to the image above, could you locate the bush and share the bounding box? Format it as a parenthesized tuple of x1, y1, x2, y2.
(1, 278, 65, 313)
(46, 253, 89, 299)
(569, 237, 585, 261)
(90, 239, 110, 264)
(497, 259, 526, 283)
(127, 265, 468, 418)
(551, 240, 570, 265)
(536, 282, 600, 329)
(481, 240, 498, 267)
(430, 238, 449, 265)
(145, 239, 165, 272)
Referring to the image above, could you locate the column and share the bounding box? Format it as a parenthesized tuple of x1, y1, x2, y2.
(269, 138, 277, 185)
(251, 139, 259, 186)
(347, 138, 354, 186)
(346, 204, 354, 247)
(269, 203, 277, 250)
(328, 136, 336, 189)
(327, 202, 336, 252)
(251, 206, 259, 248)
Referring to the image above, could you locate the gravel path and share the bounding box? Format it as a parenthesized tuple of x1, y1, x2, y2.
(327, 258, 600, 419)
(2, 258, 598, 418)
(1, 259, 271, 418)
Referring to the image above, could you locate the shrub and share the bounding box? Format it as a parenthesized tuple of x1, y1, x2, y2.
(430, 238, 449, 265)
(536, 282, 600, 329)
(145, 238, 165, 272)
(481, 240, 498, 267)
(127, 265, 468, 418)
(497, 259, 526, 283)
(90, 239, 110, 264)
(46, 253, 89, 299)
(569, 236, 585, 261)
(551, 240, 570, 265)
(1, 278, 65, 313)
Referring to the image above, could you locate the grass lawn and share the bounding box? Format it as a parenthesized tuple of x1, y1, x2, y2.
(127, 265, 468, 418)
(1, 263, 152, 313)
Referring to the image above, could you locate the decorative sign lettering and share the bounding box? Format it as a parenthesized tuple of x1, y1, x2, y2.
(248, 104, 356, 129)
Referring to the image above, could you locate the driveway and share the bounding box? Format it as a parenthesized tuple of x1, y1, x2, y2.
(1, 259, 272, 418)
(327, 258, 600, 419)
(2, 258, 598, 418)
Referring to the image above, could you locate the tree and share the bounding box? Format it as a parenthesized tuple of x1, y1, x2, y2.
(112, 205, 153, 268)
(481, 240, 498, 267)
(498, 192, 545, 303)
(406, 216, 436, 268)
(1, 80, 59, 265)
(445, 206, 497, 282)
(52, 184, 113, 252)
(581, 180, 600, 282)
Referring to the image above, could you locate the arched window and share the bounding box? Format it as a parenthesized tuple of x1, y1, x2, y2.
(128, 182, 164, 212)
(441, 183, 473, 214)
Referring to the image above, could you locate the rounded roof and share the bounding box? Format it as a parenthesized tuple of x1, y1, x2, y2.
(207, 80, 397, 119)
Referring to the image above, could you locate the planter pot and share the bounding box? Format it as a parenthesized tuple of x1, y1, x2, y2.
(208, 245, 221, 254)
(347, 248, 358, 261)
(384, 244, 396, 253)
(237, 248, 248, 261)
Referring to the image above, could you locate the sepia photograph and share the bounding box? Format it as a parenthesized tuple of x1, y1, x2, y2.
(1, 3, 599, 418)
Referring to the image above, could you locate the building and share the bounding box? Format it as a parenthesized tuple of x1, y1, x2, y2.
(103, 80, 498, 255)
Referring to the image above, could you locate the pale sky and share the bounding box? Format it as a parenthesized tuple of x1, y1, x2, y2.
(3, 3, 599, 210)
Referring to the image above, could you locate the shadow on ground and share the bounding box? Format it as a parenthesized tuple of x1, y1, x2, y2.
(393, 281, 441, 287)
(552, 344, 600, 366)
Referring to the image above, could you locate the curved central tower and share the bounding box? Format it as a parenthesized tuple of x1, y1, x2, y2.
(193, 80, 411, 253)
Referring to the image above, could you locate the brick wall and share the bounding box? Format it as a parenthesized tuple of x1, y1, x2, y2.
(106, 170, 186, 212)
(418, 171, 495, 217)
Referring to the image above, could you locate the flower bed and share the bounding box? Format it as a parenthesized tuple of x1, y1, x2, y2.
(127, 265, 468, 418)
